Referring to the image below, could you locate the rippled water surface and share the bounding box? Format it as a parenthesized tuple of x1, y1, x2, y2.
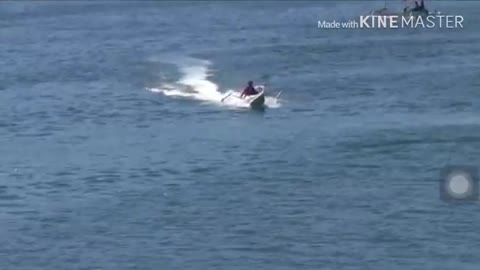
(1, 1, 480, 269)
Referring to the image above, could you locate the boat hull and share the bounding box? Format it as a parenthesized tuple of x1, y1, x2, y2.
(220, 86, 266, 110)
(245, 91, 265, 110)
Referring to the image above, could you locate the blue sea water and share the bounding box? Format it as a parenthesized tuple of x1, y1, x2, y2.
(1, 1, 480, 269)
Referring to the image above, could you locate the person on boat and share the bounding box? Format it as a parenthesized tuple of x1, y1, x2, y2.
(240, 81, 258, 98)
(411, 0, 426, 12)
(413, 1, 420, 9)
(420, 0, 425, 9)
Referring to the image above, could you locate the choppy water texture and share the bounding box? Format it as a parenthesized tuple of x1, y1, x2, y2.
(1, 1, 480, 269)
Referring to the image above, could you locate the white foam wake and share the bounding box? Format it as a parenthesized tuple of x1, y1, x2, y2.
(147, 56, 281, 109)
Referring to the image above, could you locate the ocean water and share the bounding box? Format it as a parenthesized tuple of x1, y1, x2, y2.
(1, 1, 480, 269)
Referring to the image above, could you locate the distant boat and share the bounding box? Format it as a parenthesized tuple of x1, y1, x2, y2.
(370, 0, 437, 17)
(403, 8, 429, 18)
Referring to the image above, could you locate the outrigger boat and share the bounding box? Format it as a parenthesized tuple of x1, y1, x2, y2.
(221, 85, 270, 110)
(370, 0, 438, 18)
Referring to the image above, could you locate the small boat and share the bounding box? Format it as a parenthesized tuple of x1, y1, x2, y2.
(220, 85, 266, 110)
(370, 0, 436, 18)
(403, 7, 430, 18)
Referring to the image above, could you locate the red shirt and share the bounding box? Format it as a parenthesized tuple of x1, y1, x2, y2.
(242, 86, 257, 96)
